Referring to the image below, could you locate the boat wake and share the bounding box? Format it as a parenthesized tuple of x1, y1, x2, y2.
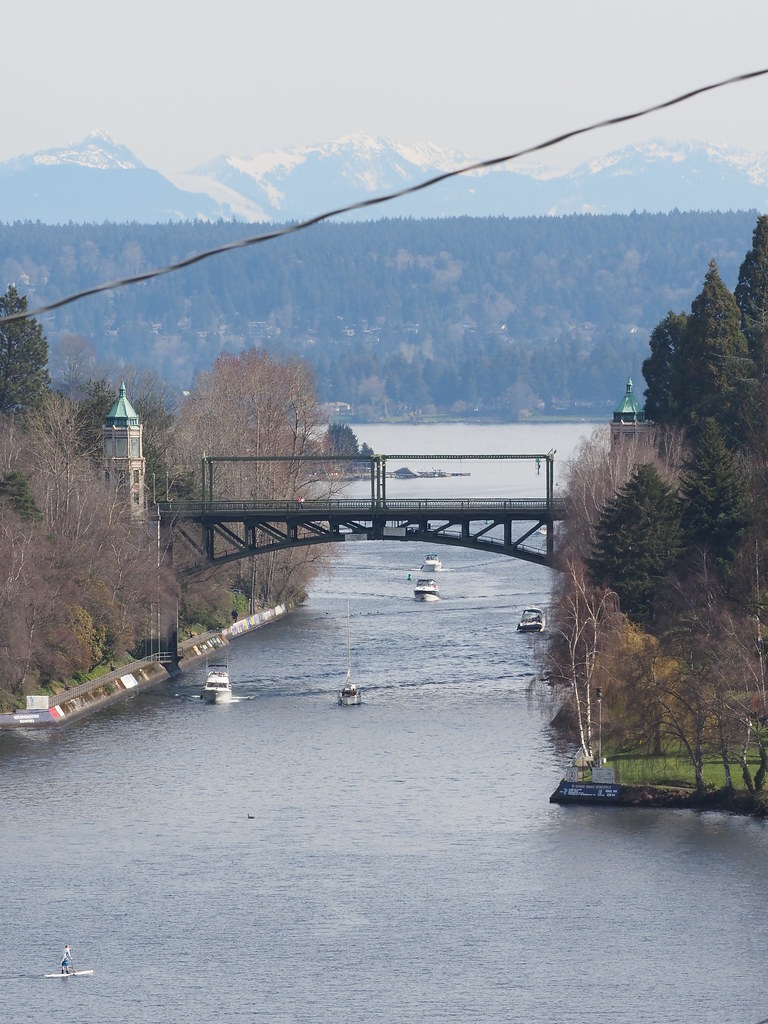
(174, 692, 252, 702)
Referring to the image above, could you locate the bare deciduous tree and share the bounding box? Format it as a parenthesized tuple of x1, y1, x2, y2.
(560, 423, 685, 565)
(173, 348, 334, 612)
(48, 333, 99, 398)
(549, 558, 620, 761)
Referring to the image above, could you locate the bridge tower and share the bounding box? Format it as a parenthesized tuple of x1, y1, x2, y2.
(103, 381, 145, 513)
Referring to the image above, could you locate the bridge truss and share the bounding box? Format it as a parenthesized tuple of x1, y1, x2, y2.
(158, 452, 565, 574)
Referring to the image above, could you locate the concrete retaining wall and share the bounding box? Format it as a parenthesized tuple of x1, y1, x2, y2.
(0, 603, 290, 730)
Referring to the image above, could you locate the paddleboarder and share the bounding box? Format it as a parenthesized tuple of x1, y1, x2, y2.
(60, 944, 73, 974)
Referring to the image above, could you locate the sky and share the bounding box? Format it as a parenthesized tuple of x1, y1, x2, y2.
(7, 0, 768, 176)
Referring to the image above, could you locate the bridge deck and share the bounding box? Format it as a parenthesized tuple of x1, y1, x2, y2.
(158, 497, 566, 572)
(160, 496, 565, 515)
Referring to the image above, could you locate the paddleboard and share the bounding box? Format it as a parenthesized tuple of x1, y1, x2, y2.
(44, 969, 94, 977)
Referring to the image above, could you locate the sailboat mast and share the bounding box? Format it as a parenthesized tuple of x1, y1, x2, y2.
(346, 600, 351, 678)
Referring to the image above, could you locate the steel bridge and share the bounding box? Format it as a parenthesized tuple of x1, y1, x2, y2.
(157, 452, 566, 574)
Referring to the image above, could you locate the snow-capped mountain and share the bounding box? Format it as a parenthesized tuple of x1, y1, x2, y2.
(171, 134, 484, 222)
(2, 131, 768, 225)
(19, 128, 139, 171)
(175, 135, 768, 222)
(552, 141, 768, 215)
(0, 130, 225, 224)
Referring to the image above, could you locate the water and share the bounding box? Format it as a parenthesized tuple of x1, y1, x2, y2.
(3, 422, 768, 1024)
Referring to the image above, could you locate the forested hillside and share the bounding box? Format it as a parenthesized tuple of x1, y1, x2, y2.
(1, 210, 760, 418)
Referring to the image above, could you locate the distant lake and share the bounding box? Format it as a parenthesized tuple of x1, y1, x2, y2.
(344, 420, 599, 499)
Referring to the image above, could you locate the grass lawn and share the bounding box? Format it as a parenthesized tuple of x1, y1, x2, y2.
(610, 749, 763, 792)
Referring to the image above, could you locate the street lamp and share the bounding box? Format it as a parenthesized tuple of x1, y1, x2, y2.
(596, 687, 603, 766)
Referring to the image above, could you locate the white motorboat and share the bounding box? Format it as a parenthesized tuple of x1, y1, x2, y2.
(338, 602, 362, 706)
(201, 663, 233, 703)
(414, 578, 440, 601)
(421, 553, 442, 572)
(517, 607, 545, 633)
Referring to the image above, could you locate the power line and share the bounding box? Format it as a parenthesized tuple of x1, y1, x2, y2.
(2, 65, 768, 326)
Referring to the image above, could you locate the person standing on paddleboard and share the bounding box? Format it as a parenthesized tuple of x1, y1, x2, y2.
(61, 944, 73, 974)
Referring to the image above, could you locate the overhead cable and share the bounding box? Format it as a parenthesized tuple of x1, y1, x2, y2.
(2, 66, 768, 326)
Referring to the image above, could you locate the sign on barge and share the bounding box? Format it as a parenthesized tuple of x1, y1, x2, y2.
(550, 765, 622, 805)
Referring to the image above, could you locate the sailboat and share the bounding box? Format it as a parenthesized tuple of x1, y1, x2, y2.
(338, 601, 362, 706)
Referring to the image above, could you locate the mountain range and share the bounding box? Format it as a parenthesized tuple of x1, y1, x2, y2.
(2, 129, 768, 224)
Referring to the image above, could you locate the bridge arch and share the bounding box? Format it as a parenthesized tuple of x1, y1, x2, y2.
(158, 451, 565, 575)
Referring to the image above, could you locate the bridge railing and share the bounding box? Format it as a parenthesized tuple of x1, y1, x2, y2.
(47, 651, 175, 709)
(158, 497, 567, 516)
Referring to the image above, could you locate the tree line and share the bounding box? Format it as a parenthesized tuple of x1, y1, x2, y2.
(2, 210, 761, 418)
(551, 215, 768, 800)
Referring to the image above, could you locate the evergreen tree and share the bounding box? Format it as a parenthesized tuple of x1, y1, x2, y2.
(671, 260, 749, 438)
(75, 378, 116, 458)
(0, 470, 43, 521)
(324, 421, 361, 456)
(0, 285, 50, 416)
(678, 417, 747, 563)
(588, 464, 682, 624)
(642, 311, 688, 423)
(735, 215, 768, 376)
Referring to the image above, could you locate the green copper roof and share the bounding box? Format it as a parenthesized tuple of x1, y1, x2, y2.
(105, 382, 140, 427)
(613, 377, 645, 423)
